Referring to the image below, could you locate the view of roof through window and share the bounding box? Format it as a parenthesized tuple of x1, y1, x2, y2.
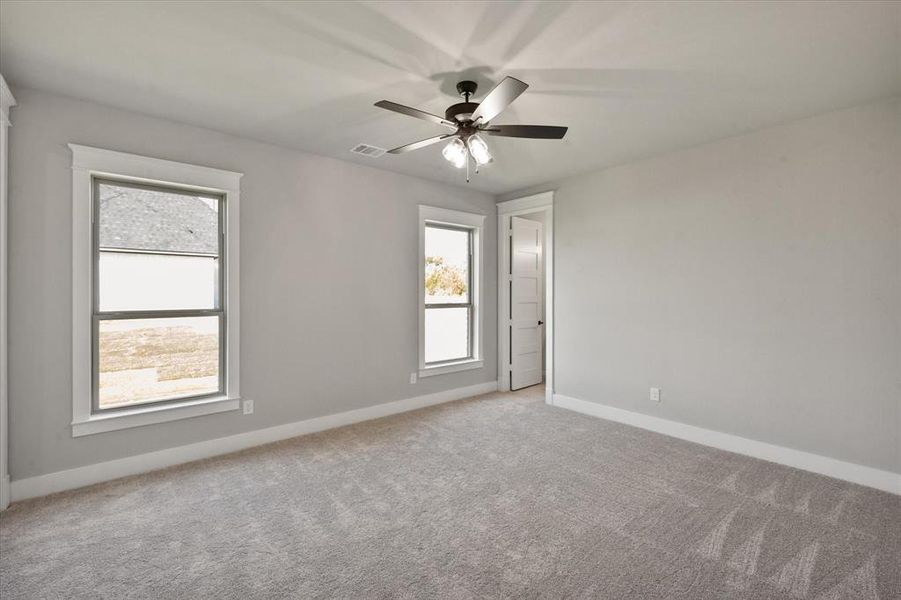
(98, 182, 219, 254)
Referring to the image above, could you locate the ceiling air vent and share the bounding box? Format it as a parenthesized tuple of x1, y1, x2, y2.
(350, 143, 386, 158)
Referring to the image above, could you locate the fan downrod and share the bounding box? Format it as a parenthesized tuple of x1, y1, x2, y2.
(455, 80, 478, 102)
(446, 81, 480, 124)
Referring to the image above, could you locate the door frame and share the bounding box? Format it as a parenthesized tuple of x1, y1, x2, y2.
(497, 191, 554, 403)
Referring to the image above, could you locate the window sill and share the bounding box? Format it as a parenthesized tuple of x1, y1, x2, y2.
(419, 359, 483, 378)
(72, 395, 240, 437)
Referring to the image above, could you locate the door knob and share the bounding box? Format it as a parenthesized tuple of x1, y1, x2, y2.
(538, 320, 544, 325)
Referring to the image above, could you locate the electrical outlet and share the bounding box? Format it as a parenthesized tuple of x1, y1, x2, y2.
(242, 399, 254, 415)
(650, 388, 661, 402)
(409, 372, 417, 384)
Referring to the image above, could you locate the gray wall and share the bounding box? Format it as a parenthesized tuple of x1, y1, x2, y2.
(8, 88, 497, 480)
(505, 98, 901, 474)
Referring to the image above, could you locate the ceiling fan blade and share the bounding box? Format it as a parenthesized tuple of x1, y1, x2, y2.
(387, 134, 454, 154)
(470, 76, 529, 123)
(481, 125, 568, 139)
(374, 100, 457, 129)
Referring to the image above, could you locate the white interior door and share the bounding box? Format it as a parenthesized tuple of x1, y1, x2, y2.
(510, 216, 543, 390)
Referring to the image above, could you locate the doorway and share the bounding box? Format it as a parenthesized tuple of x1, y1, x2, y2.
(497, 192, 553, 403)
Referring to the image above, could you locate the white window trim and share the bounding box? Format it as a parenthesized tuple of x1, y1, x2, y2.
(69, 144, 242, 437)
(418, 205, 485, 378)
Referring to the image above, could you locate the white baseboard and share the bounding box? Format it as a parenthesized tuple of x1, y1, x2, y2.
(552, 393, 901, 495)
(9, 381, 498, 503)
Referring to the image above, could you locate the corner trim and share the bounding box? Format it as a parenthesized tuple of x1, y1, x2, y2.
(9, 381, 498, 503)
(0, 74, 15, 125)
(0, 73, 14, 512)
(0, 475, 9, 510)
(552, 393, 901, 496)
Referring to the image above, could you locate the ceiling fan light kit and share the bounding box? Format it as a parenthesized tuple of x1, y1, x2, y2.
(374, 76, 568, 181)
(467, 134, 492, 166)
(442, 137, 467, 169)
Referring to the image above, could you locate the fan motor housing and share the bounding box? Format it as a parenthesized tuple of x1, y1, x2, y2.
(445, 102, 479, 123)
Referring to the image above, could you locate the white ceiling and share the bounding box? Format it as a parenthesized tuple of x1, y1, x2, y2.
(1, 1, 899, 194)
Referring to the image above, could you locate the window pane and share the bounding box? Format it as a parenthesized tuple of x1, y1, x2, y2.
(425, 226, 470, 304)
(99, 251, 218, 311)
(425, 307, 470, 363)
(98, 316, 220, 409)
(98, 181, 220, 254)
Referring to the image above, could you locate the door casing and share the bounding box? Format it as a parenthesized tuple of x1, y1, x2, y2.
(496, 192, 554, 403)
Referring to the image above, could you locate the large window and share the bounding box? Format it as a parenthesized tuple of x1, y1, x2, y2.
(419, 206, 484, 377)
(70, 144, 241, 436)
(94, 179, 224, 410)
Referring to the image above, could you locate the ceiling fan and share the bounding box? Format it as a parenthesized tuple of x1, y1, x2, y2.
(374, 77, 568, 180)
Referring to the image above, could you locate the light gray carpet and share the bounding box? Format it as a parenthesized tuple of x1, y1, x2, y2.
(1, 387, 899, 599)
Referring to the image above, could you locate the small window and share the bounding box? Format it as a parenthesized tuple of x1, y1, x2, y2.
(93, 179, 225, 410)
(419, 206, 485, 377)
(424, 224, 473, 363)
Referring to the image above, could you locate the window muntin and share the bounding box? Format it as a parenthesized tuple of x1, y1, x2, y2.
(424, 223, 473, 365)
(93, 178, 225, 411)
